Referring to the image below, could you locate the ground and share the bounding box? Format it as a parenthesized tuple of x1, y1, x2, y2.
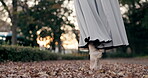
(0, 58, 148, 78)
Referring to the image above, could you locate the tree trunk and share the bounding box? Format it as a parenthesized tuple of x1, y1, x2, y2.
(58, 37, 62, 53)
(52, 38, 56, 51)
(11, 0, 18, 45)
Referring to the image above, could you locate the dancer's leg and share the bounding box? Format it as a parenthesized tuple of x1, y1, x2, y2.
(88, 43, 103, 70)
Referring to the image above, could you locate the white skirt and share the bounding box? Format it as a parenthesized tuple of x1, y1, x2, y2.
(74, 0, 129, 49)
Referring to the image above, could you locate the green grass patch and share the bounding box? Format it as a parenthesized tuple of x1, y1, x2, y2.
(61, 53, 89, 60)
(103, 51, 148, 58)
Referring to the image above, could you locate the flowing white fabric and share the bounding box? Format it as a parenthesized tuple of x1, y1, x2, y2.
(74, 0, 129, 48)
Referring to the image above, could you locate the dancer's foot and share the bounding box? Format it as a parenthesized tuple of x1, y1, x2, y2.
(89, 50, 103, 70)
(89, 42, 104, 70)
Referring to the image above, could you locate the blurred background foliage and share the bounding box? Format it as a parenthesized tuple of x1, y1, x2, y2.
(0, 0, 147, 58)
(0, 0, 75, 52)
(17, 0, 74, 52)
(119, 0, 148, 55)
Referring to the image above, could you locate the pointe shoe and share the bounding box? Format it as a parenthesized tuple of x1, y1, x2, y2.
(89, 50, 103, 70)
(88, 43, 103, 70)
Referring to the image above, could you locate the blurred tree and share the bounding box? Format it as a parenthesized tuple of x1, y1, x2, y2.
(119, 0, 148, 54)
(17, 0, 74, 52)
(0, 0, 18, 45)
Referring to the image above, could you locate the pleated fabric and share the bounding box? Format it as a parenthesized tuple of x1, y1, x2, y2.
(74, 0, 129, 49)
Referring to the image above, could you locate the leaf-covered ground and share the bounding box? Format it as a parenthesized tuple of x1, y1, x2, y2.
(0, 58, 148, 78)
